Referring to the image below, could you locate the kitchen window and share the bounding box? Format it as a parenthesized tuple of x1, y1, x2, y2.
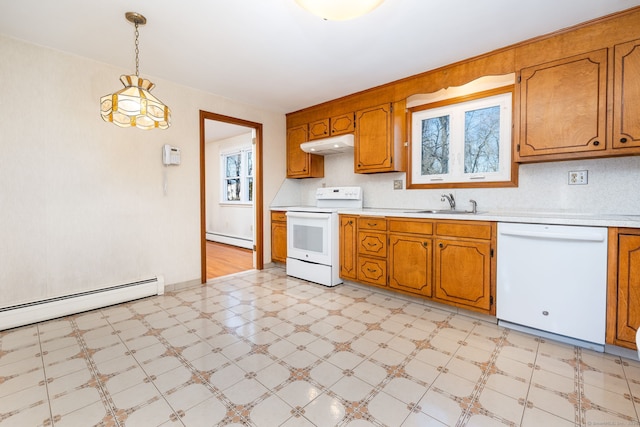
(408, 87, 515, 188)
(221, 148, 253, 203)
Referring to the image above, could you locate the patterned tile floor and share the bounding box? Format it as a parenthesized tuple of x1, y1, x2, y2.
(1, 266, 640, 426)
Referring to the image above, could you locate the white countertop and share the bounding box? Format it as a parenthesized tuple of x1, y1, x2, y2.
(271, 206, 640, 228)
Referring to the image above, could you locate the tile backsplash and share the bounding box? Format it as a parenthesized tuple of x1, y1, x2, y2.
(272, 153, 640, 216)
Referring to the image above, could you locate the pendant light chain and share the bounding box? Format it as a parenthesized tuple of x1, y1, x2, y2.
(134, 21, 140, 77)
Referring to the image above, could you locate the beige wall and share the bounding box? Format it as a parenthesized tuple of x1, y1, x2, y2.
(0, 35, 286, 307)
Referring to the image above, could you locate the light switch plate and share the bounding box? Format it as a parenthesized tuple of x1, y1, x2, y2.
(393, 180, 403, 190)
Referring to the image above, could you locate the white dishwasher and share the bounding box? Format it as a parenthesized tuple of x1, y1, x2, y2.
(497, 222, 608, 351)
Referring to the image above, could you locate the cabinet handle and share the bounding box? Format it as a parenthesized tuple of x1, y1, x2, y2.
(439, 243, 444, 248)
(422, 242, 428, 247)
(593, 140, 600, 146)
(348, 220, 353, 225)
(367, 268, 378, 273)
(621, 137, 628, 143)
(367, 223, 377, 227)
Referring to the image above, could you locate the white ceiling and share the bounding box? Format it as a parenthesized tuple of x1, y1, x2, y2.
(1, 0, 639, 114)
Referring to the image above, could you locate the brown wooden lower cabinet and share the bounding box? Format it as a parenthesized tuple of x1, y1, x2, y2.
(607, 228, 640, 350)
(339, 215, 496, 315)
(270, 211, 287, 263)
(433, 238, 493, 313)
(339, 215, 357, 280)
(355, 217, 388, 287)
(388, 234, 432, 297)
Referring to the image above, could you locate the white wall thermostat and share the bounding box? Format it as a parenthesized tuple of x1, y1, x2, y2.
(162, 144, 181, 165)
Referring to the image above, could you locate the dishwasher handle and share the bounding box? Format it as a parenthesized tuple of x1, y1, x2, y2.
(499, 228, 605, 242)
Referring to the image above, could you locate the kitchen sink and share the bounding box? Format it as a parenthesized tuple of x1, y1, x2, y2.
(408, 209, 476, 215)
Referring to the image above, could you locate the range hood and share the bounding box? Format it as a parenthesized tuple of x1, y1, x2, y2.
(300, 134, 354, 155)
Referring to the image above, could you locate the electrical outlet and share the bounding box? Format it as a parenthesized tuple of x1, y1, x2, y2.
(568, 170, 588, 185)
(393, 180, 403, 190)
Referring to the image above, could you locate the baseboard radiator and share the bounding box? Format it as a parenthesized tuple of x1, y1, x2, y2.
(0, 276, 164, 331)
(206, 231, 253, 250)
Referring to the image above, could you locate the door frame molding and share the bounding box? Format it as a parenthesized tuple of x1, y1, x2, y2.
(199, 110, 264, 283)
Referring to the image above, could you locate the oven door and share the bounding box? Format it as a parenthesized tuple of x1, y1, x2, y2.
(286, 211, 333, 265)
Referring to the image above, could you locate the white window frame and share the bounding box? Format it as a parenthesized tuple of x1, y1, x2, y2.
(409, 87, 514, 188)
(220, 147, 254, 204)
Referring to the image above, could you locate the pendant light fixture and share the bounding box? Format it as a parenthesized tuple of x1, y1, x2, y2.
(100, 12, 171, 130)
(294, 0, 385, 20)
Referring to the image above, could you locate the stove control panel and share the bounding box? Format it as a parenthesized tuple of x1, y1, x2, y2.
(315, 186, 362, 201)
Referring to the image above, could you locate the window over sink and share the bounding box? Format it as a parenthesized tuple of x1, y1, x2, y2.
(407, 85, 516, 189)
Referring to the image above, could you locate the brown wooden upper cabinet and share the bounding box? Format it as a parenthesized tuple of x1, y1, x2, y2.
(613, 38, 640, 150)
(354, 102, 405, 173)
(516, 40, 640, 162)
(286, 124, 324, 178)
(516, 49, 608, 161)
(308, 113, 355, 140)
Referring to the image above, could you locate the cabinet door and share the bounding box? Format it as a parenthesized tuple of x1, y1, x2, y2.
(339, 215, 357, 280)
(271, 215, 287, 263)
(355, 103, 394, 173)
(613, 39, 640, 150)
(330, 113, 355, 136)
(287, 125, 324, 178)
(357, 256, 387, 287)
(616, 234, 640, 346)
(309, 119, 330, 140)
(434, 238, 492, 313)
(389, 234, 432, 297)
(517, 49, 607, 159)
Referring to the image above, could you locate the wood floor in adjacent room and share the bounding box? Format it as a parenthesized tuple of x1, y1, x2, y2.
(205, 241, 253, 280)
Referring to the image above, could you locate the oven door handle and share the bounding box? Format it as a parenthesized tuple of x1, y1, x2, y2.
(286, 211, 331, 220)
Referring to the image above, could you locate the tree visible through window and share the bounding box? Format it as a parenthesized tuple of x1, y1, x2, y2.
(421, 115, 449, 175)
(464, 106, 500, 174)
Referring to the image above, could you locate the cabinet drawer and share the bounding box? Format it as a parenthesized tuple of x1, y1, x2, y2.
(358, 217, 387, 231)
(435, 221, 493, 240)
(358, 232, 387, 257)
(271, 211, 287, 222)
(357, 256, 387, 287)
(389, 218, 433, 235)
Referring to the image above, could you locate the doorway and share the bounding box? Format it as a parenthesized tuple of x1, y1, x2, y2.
(199, 111, 264, 283)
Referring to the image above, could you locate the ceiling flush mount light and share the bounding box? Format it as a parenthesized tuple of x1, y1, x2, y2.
(100, 12, 171, 130)
(295, 0, 385, 20)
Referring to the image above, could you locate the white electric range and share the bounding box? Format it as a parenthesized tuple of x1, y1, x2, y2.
(285, 187, 363, 286)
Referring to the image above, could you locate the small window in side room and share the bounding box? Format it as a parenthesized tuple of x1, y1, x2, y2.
(221, 148, 253, 203)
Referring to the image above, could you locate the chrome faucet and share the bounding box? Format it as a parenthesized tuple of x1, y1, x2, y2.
(469, 199, 477, 214)
(441, 193, 455, 210)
